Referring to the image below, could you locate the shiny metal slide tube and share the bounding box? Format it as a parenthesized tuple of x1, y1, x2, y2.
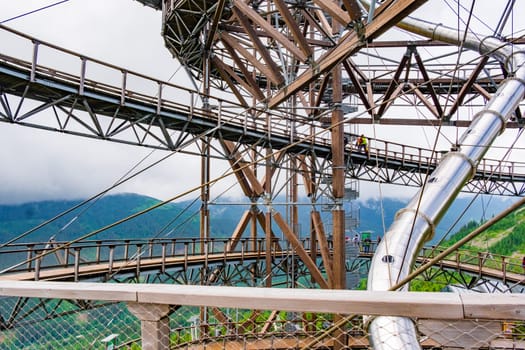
(361, 4, 525, 350)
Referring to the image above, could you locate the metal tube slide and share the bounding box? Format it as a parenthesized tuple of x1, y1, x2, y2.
(362, 4, 525, 350)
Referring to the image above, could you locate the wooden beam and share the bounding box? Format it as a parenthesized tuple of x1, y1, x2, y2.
(447, 56, 489, 119)
(312, 8, 333, 36)
(220, 31, 284, 86)
(313, 0, 352, 27)
(413, 50, 443, 118)
(233, 0, 308, 62)
(311, 211, 334, 287)
(255, 210, 282, 251)
(267, 0, 427, 109)
(212, 56, 265, 101)
(211, 56, 249, 107)
(408, 82, 440, 118)
(376, 50, 411, 117)
(204, 0, 227, 53)
(232, 7, 285, 86)
(230, 210, 252, 250)
(273, 211, 329, 289)
(298, 155, 314, 196)
(343, 59, 372, 113)
(274, 0, 313, 58)
(221, 140, 265, 197)
(342, 0, 364, 21)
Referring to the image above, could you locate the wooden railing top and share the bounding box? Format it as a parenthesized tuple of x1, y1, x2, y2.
(0, 280, 523, 320)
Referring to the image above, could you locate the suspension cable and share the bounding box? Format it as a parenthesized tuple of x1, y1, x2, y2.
(1, 1, 71, 24)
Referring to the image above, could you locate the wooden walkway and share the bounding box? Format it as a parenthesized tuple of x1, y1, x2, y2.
(0, 251, 264, 281)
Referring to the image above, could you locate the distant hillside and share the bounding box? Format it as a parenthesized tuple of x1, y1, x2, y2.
(355, 195, 518, 244)
(0, 193, 199, 244)
(441, 205, 525, 259)
(0, 193, 518, 246)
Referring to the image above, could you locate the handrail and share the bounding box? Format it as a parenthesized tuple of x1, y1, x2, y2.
(0, 280, 523, 349)
(0, 280, 523, 320)
(0, 238, 523, 284)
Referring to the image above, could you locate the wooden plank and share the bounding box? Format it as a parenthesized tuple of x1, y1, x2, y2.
(0, 280, 138, 301)
(461, 293, 525, 321)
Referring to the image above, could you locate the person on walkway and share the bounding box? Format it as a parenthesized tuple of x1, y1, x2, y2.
(352, 234, 360, 248)
(363, 237, 371, 253)
(356, 134, 369, 156)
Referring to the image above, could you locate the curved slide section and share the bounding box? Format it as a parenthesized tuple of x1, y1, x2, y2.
(364, 5, 525, 350)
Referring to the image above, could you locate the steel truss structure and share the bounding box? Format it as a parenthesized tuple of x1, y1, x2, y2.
(1, 1, 525, 348)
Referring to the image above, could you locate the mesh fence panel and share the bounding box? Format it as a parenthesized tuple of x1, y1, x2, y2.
(0, 295, 524, 349)
(0, 297, 140, 349)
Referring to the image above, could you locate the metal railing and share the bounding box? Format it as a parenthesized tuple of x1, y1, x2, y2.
(1, 237, 524, 286)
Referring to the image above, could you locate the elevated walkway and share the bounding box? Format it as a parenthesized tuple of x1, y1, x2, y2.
(0, 25, 525, 195)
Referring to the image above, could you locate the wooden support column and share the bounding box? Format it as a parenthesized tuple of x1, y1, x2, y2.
(331, 39, 346, 292)
(265, 125, 273, 288)
(200, 22, 212, 337)
(127, 303, 170, 350)
(332, 15, 347, 350)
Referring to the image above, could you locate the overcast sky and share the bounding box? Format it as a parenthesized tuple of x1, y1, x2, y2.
(0, 0, 211, 205)
(0, 1, 523, 206)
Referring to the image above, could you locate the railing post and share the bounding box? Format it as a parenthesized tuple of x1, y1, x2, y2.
(191, 238, 197, 255)
(79, 57, 86, 95)
(136, 244, 143, 278)
(161, 243, 167, 274)
(26, 244, 35, 272)
(30, 41, 39, 83)
(478, 252, 484, 276)
(124, 240, 130, 260)
(218, 100, 222, 125)
(148, 240, 154, 258)
(170, 239, 176, 256)
(120, 70, 127, 105)
(501, 256, 507, 284)
(204, 240, 209, 270)
(63, 245, 69, 268)
(184, 242, 189, 270)
(96, 241, 102, 264)
(74, 247, 81, 282)
(127, 303, 170, 350)
(157, 82, 162, 115)
(108, 245, 115, 275)
(209, 238, 215, 254)
(34, 250, 41, 281)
